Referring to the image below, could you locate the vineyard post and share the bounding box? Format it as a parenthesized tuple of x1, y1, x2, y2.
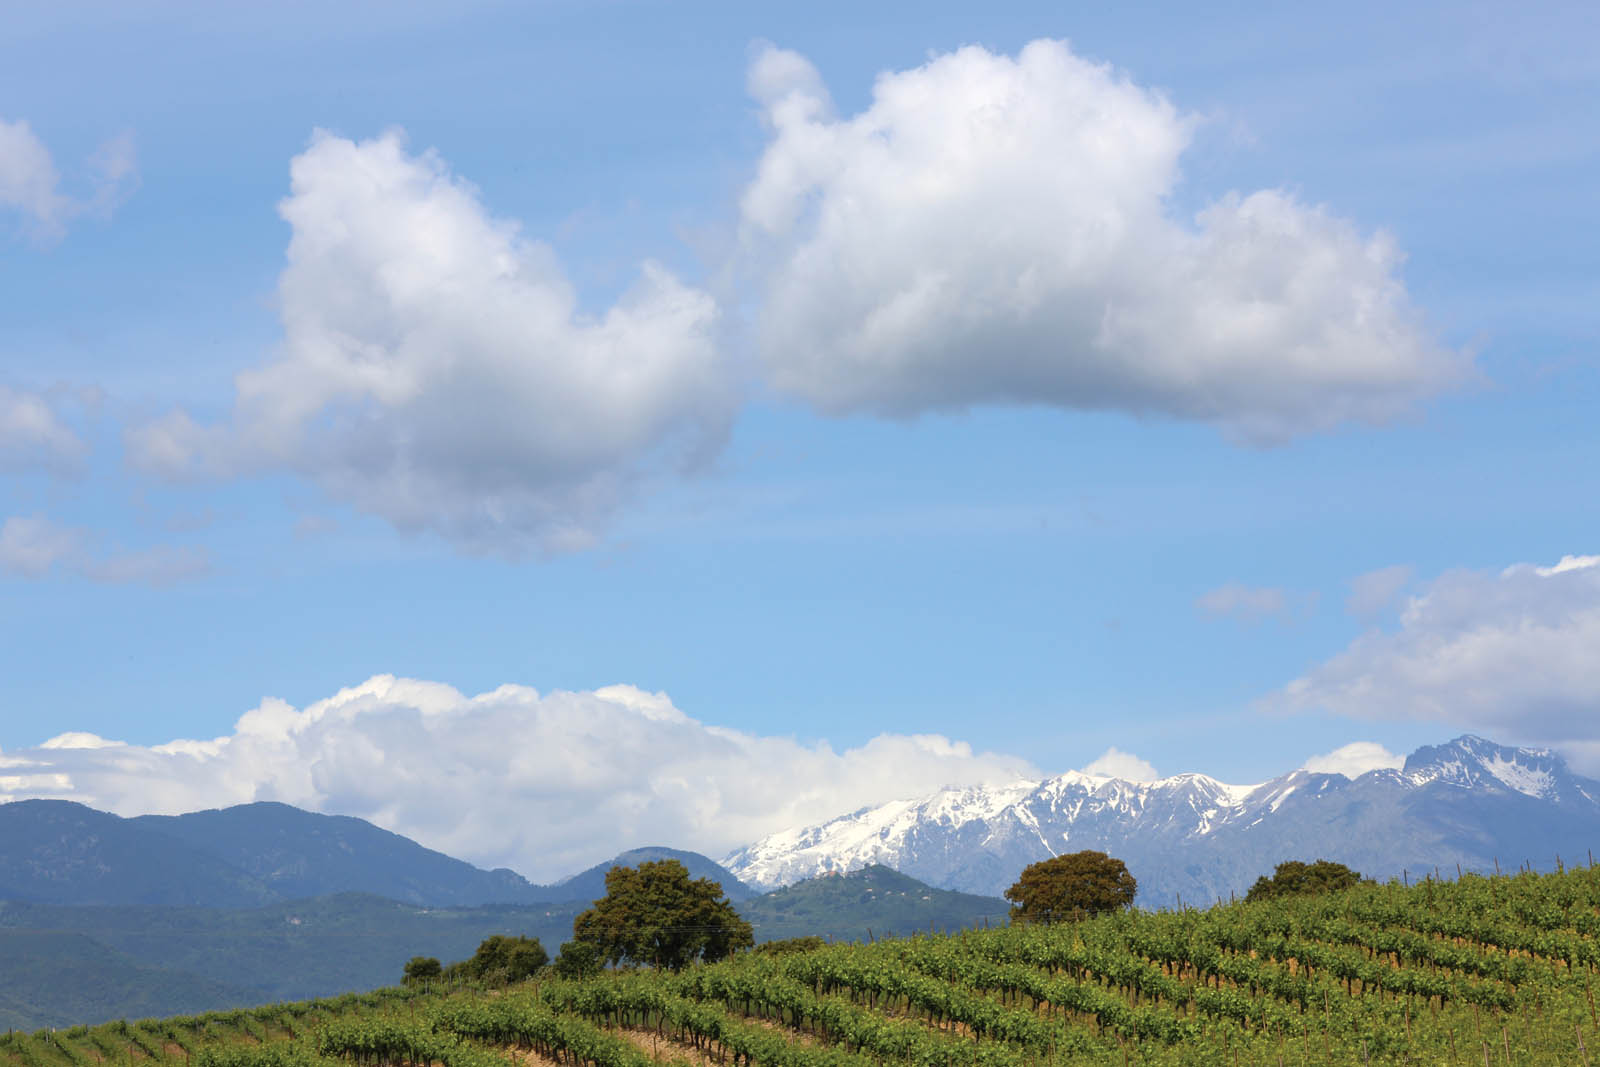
(1579, 1024, 1592, 1067)
(1501, 1026, 1511, 1064)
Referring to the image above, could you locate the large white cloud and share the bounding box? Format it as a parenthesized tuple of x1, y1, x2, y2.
(0, 675, 1039, 882)
(130, 130, 731, 554)
(1269, 554, 1600, 757)
(740, 41, 1467, 441)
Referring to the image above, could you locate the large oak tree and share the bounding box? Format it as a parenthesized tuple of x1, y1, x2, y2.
(1004, 851, 1137, 923)
(573, 859, 753, 970)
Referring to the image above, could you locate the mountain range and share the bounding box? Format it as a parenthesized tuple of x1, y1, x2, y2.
(0, 800, 756, 910)
(0, 800, 995, 1028)
(5, 733, 1598, 1028)
(723, 735, 1600, 905)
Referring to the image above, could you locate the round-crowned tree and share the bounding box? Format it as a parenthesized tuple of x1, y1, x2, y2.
(1005, 851, 1137, 923)
(1245, 859, 1364, 902)
(401, 955, 442, 985)
(573, 859, 753, 970)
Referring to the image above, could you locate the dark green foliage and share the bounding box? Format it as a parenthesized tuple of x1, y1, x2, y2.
(550, 940, 602, 979)
(400, 957, 441, 985)
(752, 936, 827, 956)
(1004, 851, 1137, 923)
(1244, 859, 1365, 901)
(573, 859, 753, 970)
(442, 936, 548, 984)
(740, 865, 1008, 942)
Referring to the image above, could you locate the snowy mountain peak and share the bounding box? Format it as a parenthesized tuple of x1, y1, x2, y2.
(1402, 735, 1568, 800)
(722, 735, 1600, 903)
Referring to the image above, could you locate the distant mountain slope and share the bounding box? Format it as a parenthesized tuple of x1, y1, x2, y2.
(0, 800, 277, 908)
(739, 864, 1007, 942)
(724, 736, 1600, 904)
(0, 929, 255, 1030)
(0, 893, 583, 1024)
(133, 802, 542, 906)
(553, 846, 758, 905)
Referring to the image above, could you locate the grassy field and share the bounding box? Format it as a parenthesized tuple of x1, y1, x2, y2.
(6, 864, 1600, 1066)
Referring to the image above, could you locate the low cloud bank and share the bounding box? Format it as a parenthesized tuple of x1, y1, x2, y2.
(0, 675, 1037, 882)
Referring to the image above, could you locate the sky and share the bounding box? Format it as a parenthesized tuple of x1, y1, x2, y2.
(1, 0, 1597, 881)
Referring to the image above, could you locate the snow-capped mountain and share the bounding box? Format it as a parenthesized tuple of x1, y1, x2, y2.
(723, 736, 1600, 906)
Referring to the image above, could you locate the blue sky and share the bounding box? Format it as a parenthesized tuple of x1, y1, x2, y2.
(1, 1, 1597, 876)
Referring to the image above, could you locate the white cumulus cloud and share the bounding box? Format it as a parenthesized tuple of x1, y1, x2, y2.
(1268, 554, 1600, 757)
(0, 675, 1039, 882)
(740, 40, 1467, 441)
(1081, 746, 1158, 781)
(129, 129, 731, 554)
(1300, 741, 1404, 778)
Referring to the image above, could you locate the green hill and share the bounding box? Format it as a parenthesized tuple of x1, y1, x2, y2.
(0, 930, 252, 1030)
(740, 863, 1008, 941)
(131, 802, 543, 906)
(0, 800, 277, 908)
(0, 894, 582, 1026)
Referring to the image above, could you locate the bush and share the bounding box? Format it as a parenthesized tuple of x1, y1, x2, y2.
(401, 956, 442, 985)
(753, 936, 827, 957)
(440, 935, 549, 984)
(1245, 860, 1364, 901)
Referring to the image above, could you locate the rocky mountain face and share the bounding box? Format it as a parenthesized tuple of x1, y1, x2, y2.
(722, 736, 1600, 906)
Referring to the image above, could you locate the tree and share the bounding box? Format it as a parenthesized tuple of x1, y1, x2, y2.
(1245, 859, 1364, 902)
(441, 935, 548, 984)
(401, 956, 441, 985)
(551, 939, 602, 979)
(1004, 851, 1137, 922)
(572, 859, 753, 970)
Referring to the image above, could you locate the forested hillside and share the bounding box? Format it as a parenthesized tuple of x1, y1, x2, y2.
(6, 866, 1600, 1064)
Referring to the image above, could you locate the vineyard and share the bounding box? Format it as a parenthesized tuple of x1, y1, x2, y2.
(7, 865, 1600, 1066)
